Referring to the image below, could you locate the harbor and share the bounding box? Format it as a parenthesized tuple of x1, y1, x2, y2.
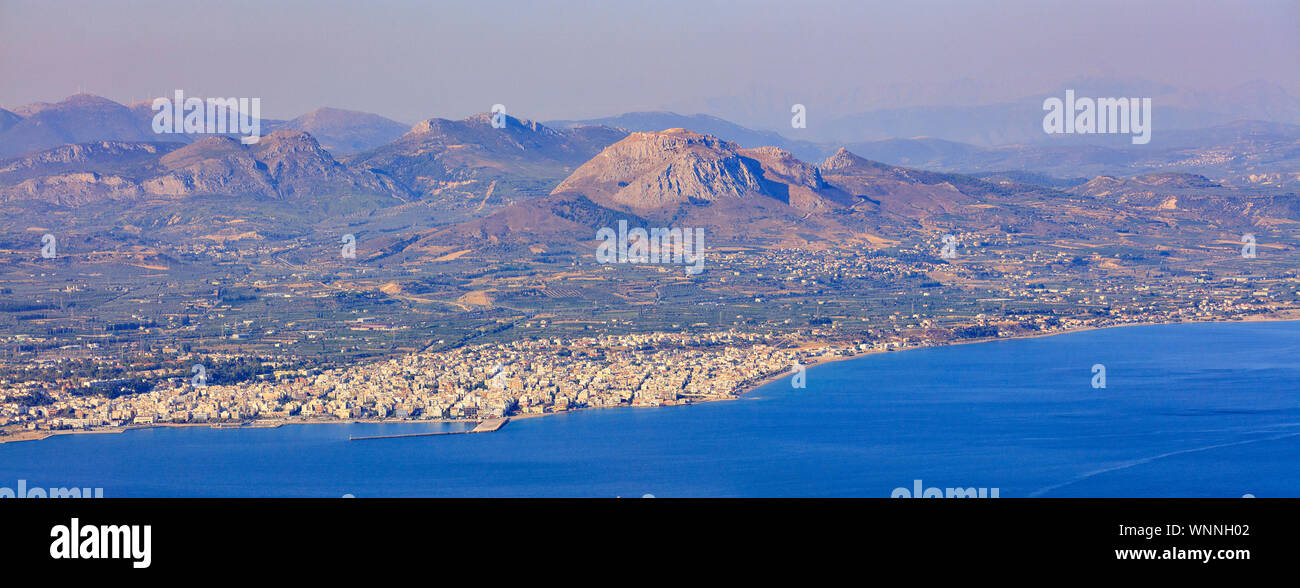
(348, 418, 508, 441)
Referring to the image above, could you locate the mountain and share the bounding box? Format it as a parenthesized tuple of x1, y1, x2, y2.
(550, 129, 856, 220)
(0, 141, 180, 206)
(824, 101, 1047, 146)
(545, 111, 831, 161)
(0, 108, 19, 134)
(0, 94, 157, 158)
(817, 147, 993, 219)
(819, 99, 1243, 147)
(123, 97, 286, 149)
(550, 129, 854, 215)
(349, 113, 627, 219)
(273, 107, 408, 155)
(154, 130, 405, 201)
(416, 129, 1174, 255)
(1068, 172, 1300, 228)
(0, 93, 296, 159)
(0, 141, 176, 182)
(696, 78, 1300, 147)
(4, 95, 1294, 259)
(836, 137, 985, 170)
(678, 78, 1026, 133)
(1115, 79, 1300, 127)
(0, 130, 407, 207)
(812, 147, 1109, 237)
(838, 120, 1300, 189)
(418, 191, 647, 248)
(417, 129, 874, 250)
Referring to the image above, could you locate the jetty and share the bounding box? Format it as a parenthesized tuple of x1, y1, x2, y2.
(348, 418, 508, 441)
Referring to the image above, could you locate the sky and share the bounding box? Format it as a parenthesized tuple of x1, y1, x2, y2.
(1, 0, 1296, 124)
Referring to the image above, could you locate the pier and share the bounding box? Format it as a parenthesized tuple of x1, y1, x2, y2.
(348, 418, 508, 441)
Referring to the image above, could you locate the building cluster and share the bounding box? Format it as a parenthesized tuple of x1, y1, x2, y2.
(1, 331, 852, 431)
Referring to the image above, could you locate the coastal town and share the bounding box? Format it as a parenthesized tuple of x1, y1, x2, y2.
(0, 330, 852, 437)
(0, 330, 853, 438)
(3, 280, 1294, 441)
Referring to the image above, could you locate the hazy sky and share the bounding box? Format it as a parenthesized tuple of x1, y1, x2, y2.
(1, 0, 1296, 123)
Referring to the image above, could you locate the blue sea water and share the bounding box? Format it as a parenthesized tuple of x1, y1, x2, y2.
(2, 321, 1298, 497)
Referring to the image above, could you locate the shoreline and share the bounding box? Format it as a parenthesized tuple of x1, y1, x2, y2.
(0, 417, 484, 445)
(4, 314, 1297, 445)
(731, 312, 1300, 398)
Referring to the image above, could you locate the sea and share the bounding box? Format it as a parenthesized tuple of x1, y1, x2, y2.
(2, 321, 1298, 497)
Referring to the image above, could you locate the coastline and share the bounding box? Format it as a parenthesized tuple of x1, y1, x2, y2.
(0, 417, 482, 445)
(677, 310, 1300, 404)
(4, 313, 1297, 445)
(732, 312, 1300, 398)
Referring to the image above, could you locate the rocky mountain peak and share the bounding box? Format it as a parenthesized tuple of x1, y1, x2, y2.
(552, 129, 768, 212)
(818, 147, 894, 175)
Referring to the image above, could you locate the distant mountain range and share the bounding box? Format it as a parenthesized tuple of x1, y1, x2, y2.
(411, 127, 1295, 257)
(0, 94, 160, 159)
(1, 92, 1296, 256)
(542, 113, 1300, 190)
(0, 95, 409, 158)
(840, 120, 1300, 188)
(423, 129, 862, 249)
(274, 107, 409, 154)
(4, 93, 1297, 191)
(0, 130, 406, 207)
(686, 78, 1300, 145)
(347, 113, 627, 219)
